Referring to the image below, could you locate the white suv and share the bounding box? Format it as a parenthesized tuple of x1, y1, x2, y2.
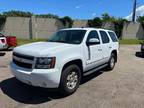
(10, 28, 119, 95)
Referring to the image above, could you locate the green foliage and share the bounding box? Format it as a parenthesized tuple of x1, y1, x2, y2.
(35, 14, 59, 19)
(137, 16, 144, 29)
(114, 18, 128, 38)
(0, 10, 129, 38)
(0, 14, 6, 26)
(119, 39, 144, 44)
(3, 10, 33, 17)
(17, 39, 47, 45)
(101, 13, 128, 38)
(88, 13, 127, 38)
(88, 17, 102, 27)
(60, 16, 73, 28)
(2, 10, 59, 19)
(102, 13, 116, 22)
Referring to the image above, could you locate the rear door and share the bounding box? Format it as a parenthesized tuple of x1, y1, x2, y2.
(108, 31, 119, 52)
(99, 30, 112, 62)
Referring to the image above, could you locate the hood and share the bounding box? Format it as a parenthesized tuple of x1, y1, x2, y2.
(14, 42, 76, 57)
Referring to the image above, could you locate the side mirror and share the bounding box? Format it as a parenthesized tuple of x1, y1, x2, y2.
(87, 38, 100, 46)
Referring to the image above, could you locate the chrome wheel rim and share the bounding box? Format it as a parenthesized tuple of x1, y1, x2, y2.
(66, 71, 78, 90)
(110, 57, 115, 68)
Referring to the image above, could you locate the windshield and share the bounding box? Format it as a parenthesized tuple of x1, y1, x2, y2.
(48, 30, 86, 44)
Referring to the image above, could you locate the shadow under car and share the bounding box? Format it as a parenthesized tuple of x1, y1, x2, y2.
(0, 71, 103, 104)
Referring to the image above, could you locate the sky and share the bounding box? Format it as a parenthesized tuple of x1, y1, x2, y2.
(0, 0, 144, 19)
(126, 5, 144, 20)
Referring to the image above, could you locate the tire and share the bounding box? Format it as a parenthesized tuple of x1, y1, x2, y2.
(106, 53, 116, 70)
(59, 64, 81, 95)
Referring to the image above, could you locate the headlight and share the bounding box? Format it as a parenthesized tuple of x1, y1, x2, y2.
(35, 57, 56, 69)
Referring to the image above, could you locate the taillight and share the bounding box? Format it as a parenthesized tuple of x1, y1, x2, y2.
(1, 39, 5, 43)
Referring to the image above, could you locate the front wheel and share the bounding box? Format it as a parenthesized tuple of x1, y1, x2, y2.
(106, 53, 116, 70)
(59, 65, 81, 95)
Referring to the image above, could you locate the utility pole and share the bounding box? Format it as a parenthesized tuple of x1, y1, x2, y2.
(132, 0, 137, 22)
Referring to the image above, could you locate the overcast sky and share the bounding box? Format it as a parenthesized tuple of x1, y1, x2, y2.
(0, 0, 144, 19)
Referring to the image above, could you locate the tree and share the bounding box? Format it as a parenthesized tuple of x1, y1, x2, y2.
(88, 17, 102, 27)
(137, 16, 144, 29)
(0, 14, 6, 30)
(137, 16, 144, 23)
(102, 13, 111, 21)
(101, 13, 128, 38)
(3, 10, 33, 17)
(36, 14, 59, 19)
(102, 13, 116, 22)
(60, 16, 73, 28)
(114, 18, 128, 38)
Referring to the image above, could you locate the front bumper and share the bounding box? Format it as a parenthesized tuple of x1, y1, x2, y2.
(10, 62, 61, 88)
(0, 44, 8, 50)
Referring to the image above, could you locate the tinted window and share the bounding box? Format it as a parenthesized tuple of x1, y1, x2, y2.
(108, 32, 118, 42)
(87, 30, 100, 42)
(100, 31, 110, 44)
(48, 30, 86, 44)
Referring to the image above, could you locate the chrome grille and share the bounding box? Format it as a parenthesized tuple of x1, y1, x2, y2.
(13, 52, 34, 69)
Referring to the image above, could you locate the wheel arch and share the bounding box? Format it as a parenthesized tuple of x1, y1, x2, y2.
(62, 59, 83, 75)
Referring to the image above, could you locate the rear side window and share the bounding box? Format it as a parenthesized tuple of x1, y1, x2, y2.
(99, 31, 110, 44)
(108, 32, 118, 42)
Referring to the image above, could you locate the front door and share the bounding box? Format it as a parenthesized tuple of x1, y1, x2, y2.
(86, 30, 103, 70)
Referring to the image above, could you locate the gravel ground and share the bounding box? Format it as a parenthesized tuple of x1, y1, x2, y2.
(0, 45, 144, 108)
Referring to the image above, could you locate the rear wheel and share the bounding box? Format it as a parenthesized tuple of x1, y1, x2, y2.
(59, 65, 81, 95)
(107, 53, 116, 70)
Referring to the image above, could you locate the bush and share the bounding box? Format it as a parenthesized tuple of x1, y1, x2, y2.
(60, 16, 73, 28)
(0, 14, 6, 30)
(35, 14, 59, 19)
(88, 17, 102, 28)
(114, 18, 128, 38)
(102, 13, 116, 22)
(3, 10, 33, 17)
(137, 16, 144, 29)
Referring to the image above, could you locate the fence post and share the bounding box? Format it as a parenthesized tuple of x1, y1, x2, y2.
(29, 16, 37, 39)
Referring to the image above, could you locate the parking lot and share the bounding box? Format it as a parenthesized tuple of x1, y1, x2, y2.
(0, 45, 144, 108)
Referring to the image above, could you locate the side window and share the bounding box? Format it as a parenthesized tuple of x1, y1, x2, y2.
(87, 30, 100, 43)
(99, 31, 110, 44)
(108, 32, 118, 42)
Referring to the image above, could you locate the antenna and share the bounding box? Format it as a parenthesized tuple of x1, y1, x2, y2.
(132, 0, 137, 22)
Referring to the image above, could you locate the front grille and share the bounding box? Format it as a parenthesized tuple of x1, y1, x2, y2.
(13, 59, 33, 69)
(13, 52, 34, 60)
(13, 52, 34, 69)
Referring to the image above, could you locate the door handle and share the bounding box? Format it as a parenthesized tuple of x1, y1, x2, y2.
(98, 49, 102, 51)
(109, 46, 112, 49)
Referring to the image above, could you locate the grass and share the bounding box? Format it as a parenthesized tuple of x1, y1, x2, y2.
(17, 39, 144, 46)
(17, 39, 47, 45)
(119, 39, 144, 44)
